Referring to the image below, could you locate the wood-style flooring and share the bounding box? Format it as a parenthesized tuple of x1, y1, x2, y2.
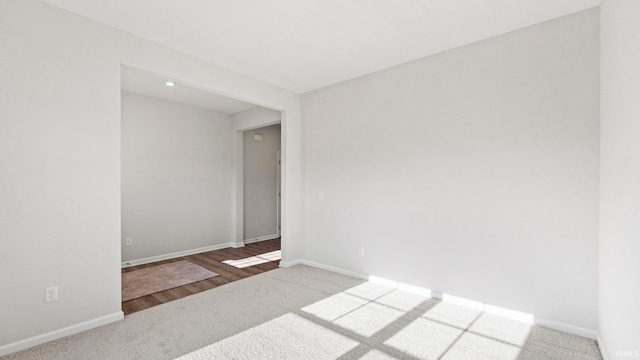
(121, 238, 281, 315)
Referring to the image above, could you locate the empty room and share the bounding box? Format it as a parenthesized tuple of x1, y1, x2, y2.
(0, 0, 638, 359)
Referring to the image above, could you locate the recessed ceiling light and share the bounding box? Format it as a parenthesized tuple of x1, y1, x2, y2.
(165, 81, 175, 87)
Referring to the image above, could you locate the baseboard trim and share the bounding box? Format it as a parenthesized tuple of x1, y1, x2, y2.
(299, 259, 368, 280)
(535, 317, 598, 340)
(0, 311, 123, 357)
(121, 242, 234, 268)
(296, 259, 600, 341)
(278, 259, 301, 268)
(243, 234, 279, 245)
(597, 333, 608, 360)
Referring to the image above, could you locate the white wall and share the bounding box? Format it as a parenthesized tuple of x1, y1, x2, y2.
(243, 124, 281, 241)
(599, 0, 640, 357)
(233, 106, 281, 131)
(302, 9, 599, 330)
(121, 92, 233, 262)
(0, 0, 301, 354)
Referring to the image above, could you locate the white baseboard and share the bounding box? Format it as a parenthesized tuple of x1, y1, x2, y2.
(535, 317, 598, 340)
(295, 259, 600, 341)
(597, 333, 608, 360)
(122, 242, 234, 268)
(0, 311, 123, 357)
(243, 234, 279, 245)
(278, 259, 301, 268)
(299, 259, 368, 280)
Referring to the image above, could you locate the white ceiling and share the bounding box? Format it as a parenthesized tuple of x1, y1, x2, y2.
(43, 0, 599, 93)
(121, 67, 256, 114)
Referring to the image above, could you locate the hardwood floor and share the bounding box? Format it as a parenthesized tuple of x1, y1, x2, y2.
(121, 238, 281, 315)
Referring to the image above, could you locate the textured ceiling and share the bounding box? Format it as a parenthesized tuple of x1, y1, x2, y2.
(42, 0, 599, 93)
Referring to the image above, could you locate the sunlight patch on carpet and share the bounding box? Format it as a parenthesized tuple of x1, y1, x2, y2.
(334, 301, 405, 337)
(423, 302, 482, 328)
(469, 313, 532, 346)
(300, 280, 533, 360)
(175, 313, 358, 360)
(301, 282, 395, 322)
(360, 349, 399, 359)
(441, 332, 522, 360)
(385, 316, 464, 359)
(302, 292, 369, 322)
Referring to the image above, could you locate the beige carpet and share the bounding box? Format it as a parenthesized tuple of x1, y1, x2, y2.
(122, 260, 218, 301)
(5, 265, 602, 360)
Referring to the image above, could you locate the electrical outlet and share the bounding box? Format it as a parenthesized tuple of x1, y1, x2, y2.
(254, 221, 259, 228)
(125, 237, 132, 246)
(45, 286, 58, 303)
(358, 246, 365, 257)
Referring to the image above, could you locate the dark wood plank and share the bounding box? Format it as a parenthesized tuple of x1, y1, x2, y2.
(121, 238, 281, 315)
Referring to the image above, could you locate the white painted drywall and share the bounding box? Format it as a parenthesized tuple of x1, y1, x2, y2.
(233, 106, 281, 131)
(599, 0, 640, 356)
(0, 0, 301, 354)
(302, 9, 599, 330)
(121, 92, 233, 261)
(243, 124, 281, 241)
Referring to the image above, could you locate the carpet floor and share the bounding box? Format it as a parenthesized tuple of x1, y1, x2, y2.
(3, 265, 602, 360)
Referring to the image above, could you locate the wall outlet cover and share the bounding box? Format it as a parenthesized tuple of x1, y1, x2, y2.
(45, 286, 58, 303)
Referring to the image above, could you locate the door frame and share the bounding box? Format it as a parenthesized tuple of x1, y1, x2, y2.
(233, 120, 282, 248)
(277, 150, 282, 237)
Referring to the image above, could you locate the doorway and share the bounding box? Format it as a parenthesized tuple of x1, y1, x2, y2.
(120, 65, 287, 313)
(242, 124, 282, 244)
